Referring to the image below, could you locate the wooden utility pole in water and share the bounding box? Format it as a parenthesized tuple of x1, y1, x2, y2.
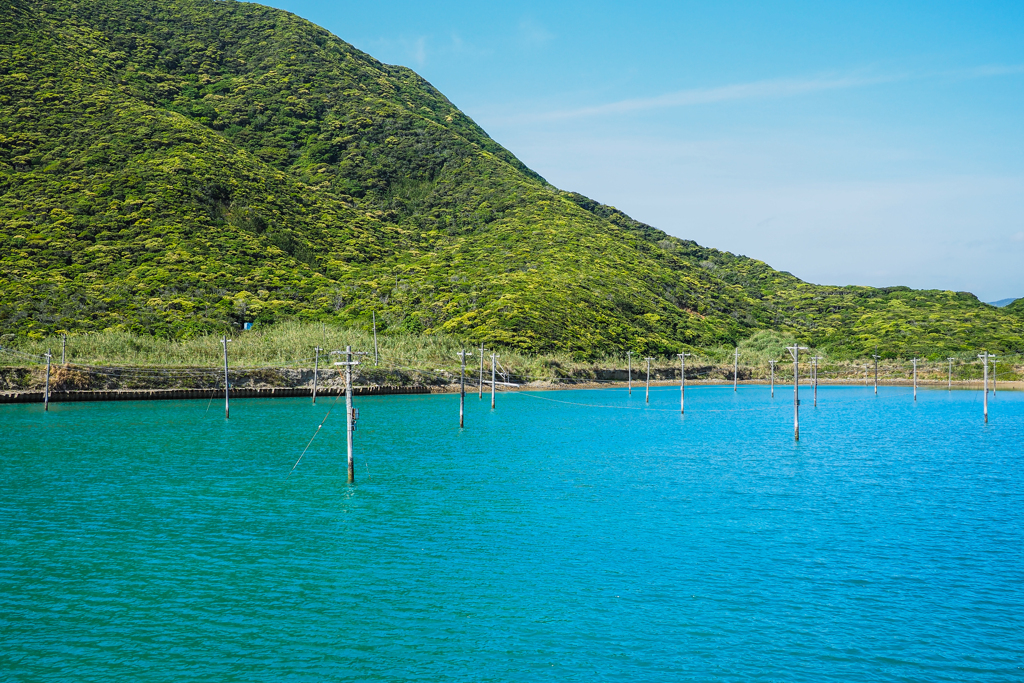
(978, 351, 994, 423)
(872, 353, 880, 395)
(912, 358, 919, 401)
(733, 347, 739, 392)
(627, 351, 632, 395)
(312, 346, 322, 404)
(786, 345, 808, 440)
(769, 360, 776, 398)
(457, 349, 473, 427)
(490, 352, 499, 409)
(478, 344, 484, 399)
(645, 357, 653, 403)
(947, 357, 954, 391)
(44, 350, 51, 412)
(222, 337, 231, 418)
(992, 358, 997, 394)
(677, 352, 691, 414)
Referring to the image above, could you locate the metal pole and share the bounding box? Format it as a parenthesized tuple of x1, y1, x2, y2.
(787, 345, 807, 440)
(645, 357, 652, 403)
(346, 345, 354, 482)
(947, 357, 953, 391)
(44, 350, 51, 412)
(793, 347, 799, 440)
(913, 358, 918, 402)
(993, 358, 997, 394)
(491, 356, 499, 409)
(459, 348, 468, 428)
(222, 337, 231, 419)
(872, 353, 879, 395)
(627, 351, 632, 395)
(312, 346, 321, 404)
(372, 311, 378, 366)
(677, 353, 691, 414)
(769, 360, 776, 398)
(812, 356, 820, 407)
(479, 344, 484, 399)
(733, 347, 739, 392)
(981, 351, 988, 423)
(61, 334, 66, 365)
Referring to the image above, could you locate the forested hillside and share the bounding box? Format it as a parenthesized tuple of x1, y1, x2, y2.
(2, 0, 1021, 358)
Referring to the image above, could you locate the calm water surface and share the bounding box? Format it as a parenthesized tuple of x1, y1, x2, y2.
(1, 385, 1022, 681)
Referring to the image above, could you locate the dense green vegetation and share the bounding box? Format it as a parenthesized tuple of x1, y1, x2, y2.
(2, 0, 1022, 359)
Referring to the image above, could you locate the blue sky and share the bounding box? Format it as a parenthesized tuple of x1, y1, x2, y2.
(264, 0, 1024, 301)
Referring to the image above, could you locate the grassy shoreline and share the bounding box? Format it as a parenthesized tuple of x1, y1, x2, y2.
(2, 323, 1021, 392)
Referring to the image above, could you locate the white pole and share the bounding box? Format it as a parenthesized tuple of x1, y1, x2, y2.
(44, 350, 51, 412)
(645, 357, 652, 403)
(372, 311, 378, 366)
(947, 357, 953, 391)
(872, 352, 879, 395)
(61, 334, 66, 365)
(459, 349, 467, 428)
(222, 337, 231, 419)
(677, 352, 691, 414)
(913, 358, 918, 402)
(312, 346, 321, 404)
(491, 353, 499, 409)
(769, 360, 776, 398)
(733, 347, 739, 391)
(345, 345, 354, 482)
(479, 343, 484, 399)
(627, 351, 632, 395)
(787, 345, 807, 440)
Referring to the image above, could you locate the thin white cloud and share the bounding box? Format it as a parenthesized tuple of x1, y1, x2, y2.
(534, 73, 906, 121)
(519, 64, 1024, 122)
(950, 64, 1024, 78)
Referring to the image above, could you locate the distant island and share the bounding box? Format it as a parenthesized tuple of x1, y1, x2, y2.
(2, 0, 1023, 358)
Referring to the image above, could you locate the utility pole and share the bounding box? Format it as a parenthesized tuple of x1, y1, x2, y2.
(222, 337, 231, 419)
(490, 352, 499, 409)
(61, 333, 67, 365)
(333, 346, 368, 482)
(978, 351, 995, 423)
(947, 357, 954, 391)
(372, 311, 378, 366)
(733, 347, 739, 392)
(478, 343, 484, 399)
(312, 346, 322, 404)
(44, 350, 51, 412)
(811, 356, 822, 407)
(992, 358, 997, 394)
(677, 352, 691, 414)
(645, 357, 653, 403)
(786, 345, 808, 440)
(627, 351, 632, 395)
(913, 358, 921, 401)
(872, 352, 880, 395)
(457, 348, 473, 427)
(769, 360, 776, 398)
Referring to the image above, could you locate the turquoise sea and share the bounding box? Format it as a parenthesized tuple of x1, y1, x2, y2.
(2, 385, 1022, 681)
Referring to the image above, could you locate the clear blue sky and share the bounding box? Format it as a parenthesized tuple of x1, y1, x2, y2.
(263, 0, 1024, 301)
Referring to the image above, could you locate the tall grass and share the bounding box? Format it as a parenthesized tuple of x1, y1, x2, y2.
(4, 323, 1021, 382)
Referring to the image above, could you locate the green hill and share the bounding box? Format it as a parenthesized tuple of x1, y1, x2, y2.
(2, 0, 1022, 358)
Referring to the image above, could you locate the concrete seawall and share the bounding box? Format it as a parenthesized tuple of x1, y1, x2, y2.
(0, 385, 433, 404)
